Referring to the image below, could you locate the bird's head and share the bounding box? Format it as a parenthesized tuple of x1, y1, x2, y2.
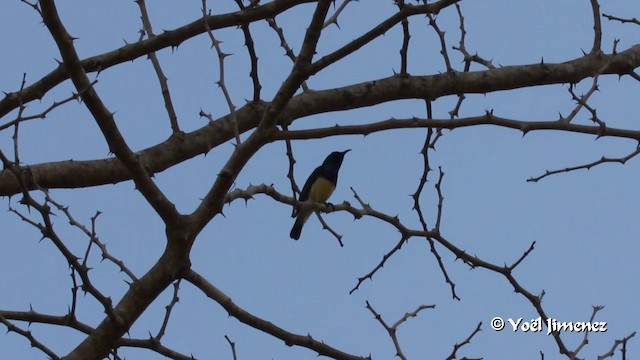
(323, 149, 351, 169)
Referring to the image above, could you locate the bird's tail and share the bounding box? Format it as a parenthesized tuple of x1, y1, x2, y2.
(290, 209, 312, 240)
(289, 216, 304, 240)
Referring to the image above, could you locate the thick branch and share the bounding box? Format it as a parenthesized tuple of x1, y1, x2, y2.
(2, 46, 639, 196)
(0, 0, 314, 119)
(190, 0, 333, 232)
(39, 0, 178, 223)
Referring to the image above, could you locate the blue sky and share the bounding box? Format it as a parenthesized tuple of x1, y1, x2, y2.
(1, 1, 639, 359)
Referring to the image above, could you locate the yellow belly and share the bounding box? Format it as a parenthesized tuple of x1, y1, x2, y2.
(308, 177, 336, 203)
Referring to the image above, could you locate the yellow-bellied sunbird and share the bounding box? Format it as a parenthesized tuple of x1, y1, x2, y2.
(289, 150, 351, 240)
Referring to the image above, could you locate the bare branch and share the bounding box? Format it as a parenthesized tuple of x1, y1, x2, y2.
(0, 85, 83, 132)
(452, 4, 495, 70)
(528, 147, 640, 182)
(323, 0, 355, 29)
(225, 335, 238, 360)
(315, 211, 345, 246)
(410, 105, 458, 300)
(509, 241, 536, 271)
(135, 0, 180, 133)
(234, 0, 262, 102)
(9, 192, 118, 322)
(396, 0, 411, 75)
(266, 18, 309, 91)
(1, 0, 314, 119)
(445, 322, 482, 360)
(573, 305, 605, 356)
(427, 13, 453, 72)
(0, 314, 60, 359)
(46, 198, 137, 282)
(275, 114, 640, 142)
(40, 0, 180, 224)
(310, 0, 462, 75)
(589, 0, 602, 53)
(202, 0, 241, 145)
(0, 309, 195, 359)
(602, 13, 640, 26)
(366, 301, 434, 360)
(3, 45, 640, 196)
(184, 269, 370, 360)
(561, 40, 619, 125)
(155, 280, 181, 341)
(598, 332, 636, 360)
(191, 0, 334, 231)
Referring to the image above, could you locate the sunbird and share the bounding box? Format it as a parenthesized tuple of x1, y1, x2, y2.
(289, 150, 351, 240)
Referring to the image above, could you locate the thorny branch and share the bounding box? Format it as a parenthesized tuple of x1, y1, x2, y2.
(234, 0, 262, 102)
(323, 0, 355, 29)
(9, 191, 118, 322)
(202, 0, 241, 145)
(427, 13, 454, 72)
(135, 0, 180, 133)
(155, 280, 181, 341)
(267, 17, 309, 91)
(598, 332, 636, 360)
(2, 0, 639, 359)
(573, 306, 605, 356)
(412, 101, 458, 300)
(396, 0, 410, 75)
(528, 147, 640, 183)
(603, 13, 640, 26)
(0, 79, 84, 132)
(445, 322, 482, 360)
(0, 314, 60, 359)
(184, 269, 370, 360)
(366, 301, 435, 360)
(452, 3, 495, 71)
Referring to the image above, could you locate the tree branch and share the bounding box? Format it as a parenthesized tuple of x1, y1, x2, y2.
(183, 269, 370, 360)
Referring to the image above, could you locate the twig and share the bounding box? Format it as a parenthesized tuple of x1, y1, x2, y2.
(234, 0, 262, 102)
(366, 301, 434, 360)
(0, 86, 83, 132)
(316, 211, 345, 246)
(202, 0, 241, 145)
(573, 305, 605, 356)
(509, 241, 536, 271)
(452, 3, 495, 70)
(323, 0, 355, 29)
(45, 197, 138, 282)
(602, 13, 640, 26)
(225, 335, 238, 360)
(427, 13, 453, 72)
(266, 17, 309, 91)
(528, 147, 640, 182)
(135, 0, 180, 133)
(561, 40, 619, 126)
(411, 103, 458, 299)
(396, 0, 410, 75)
(0, 314, 60, 359)
(445, 322, 482, 360)
(598, 332, 636, 360)
(155, 280, 181, 341)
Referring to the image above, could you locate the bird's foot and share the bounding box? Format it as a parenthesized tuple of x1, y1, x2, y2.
(326, 202, 336, 212)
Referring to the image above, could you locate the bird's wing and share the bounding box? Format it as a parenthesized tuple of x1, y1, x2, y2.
(298, 166, 322, 202)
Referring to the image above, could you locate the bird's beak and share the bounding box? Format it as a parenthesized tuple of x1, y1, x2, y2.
(342, 149, 351, 155)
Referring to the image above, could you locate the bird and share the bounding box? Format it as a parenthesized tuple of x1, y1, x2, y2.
(289, 150, 351, 240)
